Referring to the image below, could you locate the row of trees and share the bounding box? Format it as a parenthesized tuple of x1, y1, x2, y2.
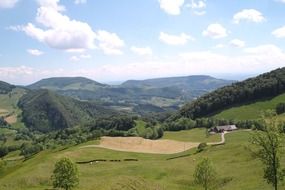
(164, 117, 263, 131)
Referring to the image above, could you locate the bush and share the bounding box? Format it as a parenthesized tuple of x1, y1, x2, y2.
(276, 103, 285, 115)
(0, 146, 8, 158)
(197, 143, 207, 153)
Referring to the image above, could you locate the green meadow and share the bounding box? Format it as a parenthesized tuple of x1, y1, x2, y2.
(214, 93, 285, 120)
(1, 130, 283, 190)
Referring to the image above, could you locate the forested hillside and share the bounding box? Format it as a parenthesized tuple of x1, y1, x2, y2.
(18, 89, 117, 132)
(122, 75, 233, 90)
(27, 77, 107, 91)
(0, 81, 15, 94)
(27, 76, 233, 115)
(179, 67, 285, 119)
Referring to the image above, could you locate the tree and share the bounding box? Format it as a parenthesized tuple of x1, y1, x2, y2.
(250, 112, 284, 190)
(0, 146, 8, 159)
(194, 158, 217, 190)
(51, 158, 79, 190)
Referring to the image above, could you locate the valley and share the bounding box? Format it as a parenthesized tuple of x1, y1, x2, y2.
(0, 68, 285, 190)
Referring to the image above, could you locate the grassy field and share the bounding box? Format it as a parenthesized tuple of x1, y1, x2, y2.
(162, 128, 220, 143)
(0, 129, 283, 190)
(214, 93, 285, 120)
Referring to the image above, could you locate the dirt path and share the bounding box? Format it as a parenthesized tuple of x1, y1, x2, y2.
(208, 131, 227, 145)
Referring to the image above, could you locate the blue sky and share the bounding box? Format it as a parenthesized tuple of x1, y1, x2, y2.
(0, 0, 285, 84)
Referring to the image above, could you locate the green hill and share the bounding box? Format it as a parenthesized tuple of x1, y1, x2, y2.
(27, 77, 107, 91)
(18, 89, 116, 132)
(122, 75, 234, 90)
(179, 67, 285, 119)
(26, 75, 233, 115)
(214, 93, 285, 120)
(0, 81, 15, 94)
(0, 130, 279, 190)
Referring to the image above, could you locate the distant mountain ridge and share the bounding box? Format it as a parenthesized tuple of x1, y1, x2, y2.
(122, 75, 234, 91)
(27, 77, 107, 91)
(25, 75, 234, 115)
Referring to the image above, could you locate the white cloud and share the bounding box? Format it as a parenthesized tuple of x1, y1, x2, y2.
(18, 0, 95, 51)
(13, 0, 124, 55)
(96, 30, 125, 55)
(202, 23, 228, 39)
(70, 56, 80, 62)
(74, 0, 87, 4)
(159, 32, 194, 45)
(272, 26, 285, 38)
(233, 9, 265, 24)
(0, 0, 18, 8)
(70, 54, 91, 62)
(27, 49, 44, 56)
(1, 44, 284, 84)
(186, 0, 206, 16)
(230, 39, 245, 48)
(244, 44, 282, 55)
(276, 0, 285, 3)
(130, 46, 152, 56)
(158, 0, 184, 15)
(214, 44, 225, 49)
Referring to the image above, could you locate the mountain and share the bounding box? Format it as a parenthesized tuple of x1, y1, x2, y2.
(27, 77, 107, 91)
(122, 75, 233, 91)
(18, 89, 117, 132)
(0, 81, 15, 94)
(26, 75, 234, 114)
(179, 67, 285, 119)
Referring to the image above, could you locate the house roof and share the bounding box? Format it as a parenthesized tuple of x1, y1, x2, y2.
(216, 125, 237, 131)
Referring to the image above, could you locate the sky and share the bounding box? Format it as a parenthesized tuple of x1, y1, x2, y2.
(0, 0, 285, 85)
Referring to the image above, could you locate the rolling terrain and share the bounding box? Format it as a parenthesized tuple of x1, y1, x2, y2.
(179, 67, 285, 119)
(27, 75, 234, 115)
(0, 129, 281, 190)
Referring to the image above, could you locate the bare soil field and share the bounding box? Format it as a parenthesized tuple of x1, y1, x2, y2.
(4, 114, 17, 124)
(82, 137, 200, 154)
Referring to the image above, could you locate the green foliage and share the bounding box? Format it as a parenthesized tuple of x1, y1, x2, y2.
(26, 76, 232, 116)
(0, 81, 15, 94)
(276, 103, 285, 115)
(180, 67, 285, 119)
(197, 142, 207, 153)
(18, 89, 117, 132)
(20, 143, 43, 158)
(194, 158, 217, 190)
(250, 114, 285, 190)
(0, 146, 8, 158)
(52, 158, 79, 190)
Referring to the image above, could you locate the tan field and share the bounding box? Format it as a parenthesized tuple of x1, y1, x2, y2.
(82, 136, 200, 154)
(4, 114, 17, 124)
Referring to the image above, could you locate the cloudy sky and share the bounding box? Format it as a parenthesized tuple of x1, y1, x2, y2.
(0, 0, 285, 84)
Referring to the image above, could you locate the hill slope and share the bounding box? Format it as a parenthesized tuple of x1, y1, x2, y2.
(18, 89, 116, 132)
(179, 67, 285, 119)
(214, 93, 285, 120)
(0, 81, 15, 94)
(122, 75, 234, 91)
(27, 75, 234, 114)
(27, 77, 107, 91)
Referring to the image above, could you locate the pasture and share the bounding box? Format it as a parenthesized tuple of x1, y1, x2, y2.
(0, 129, 283, 190)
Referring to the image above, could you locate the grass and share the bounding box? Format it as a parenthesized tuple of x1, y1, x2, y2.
(0, 129, 283, 190)
(214, 93, 285, 120)
(162, 128, 220, 143)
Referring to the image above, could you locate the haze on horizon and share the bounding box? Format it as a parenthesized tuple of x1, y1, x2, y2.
(0, 0, 285, 85)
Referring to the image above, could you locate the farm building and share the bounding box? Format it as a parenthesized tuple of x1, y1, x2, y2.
(210, 125, 238, 133)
